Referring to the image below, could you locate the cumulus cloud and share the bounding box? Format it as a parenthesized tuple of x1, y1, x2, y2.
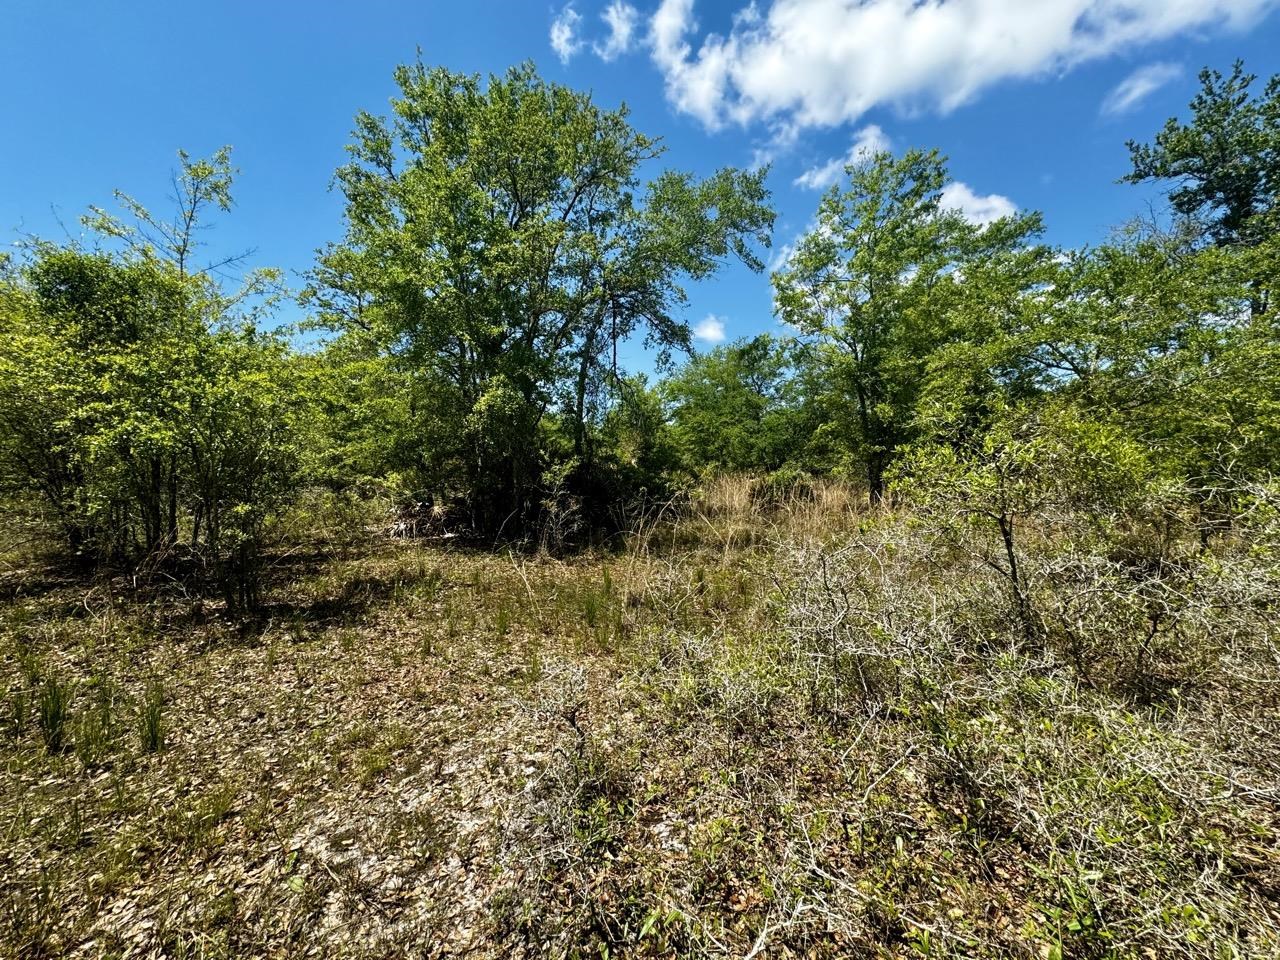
(1101, 61, 1181, 115)
(645, 0, 1273, 130)
(768, 239, 798, 272)
(794, 124, 890, 188)
(693, 315, 727, 343)
(550, 4, 584, 64)
(940, 181, 1017, 226)
(650, 0, 733, 122)
(768, 178, 1012, 277)
(594, 1, 640, 60)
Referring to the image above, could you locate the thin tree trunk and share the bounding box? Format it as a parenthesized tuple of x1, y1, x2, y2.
(998, 511, 1035, 643)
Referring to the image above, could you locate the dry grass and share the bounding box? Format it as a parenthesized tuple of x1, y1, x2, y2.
(1, 481, 1278, 958)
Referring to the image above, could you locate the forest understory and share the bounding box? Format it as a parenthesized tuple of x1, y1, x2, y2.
(2, 479, 1278, 960)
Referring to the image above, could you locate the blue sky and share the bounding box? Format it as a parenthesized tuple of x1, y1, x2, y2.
(3, 0, 1278, 360)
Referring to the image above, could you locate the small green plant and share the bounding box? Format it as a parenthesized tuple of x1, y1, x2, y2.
(442, 600, 459, 641)
(419, 565, 445, 602)
(17, 649, 42, 687)
(2, 865, 59, 955)
(74, 710, 111, 767)
(357, 745, 393, 787)
(37, 677, 73, 753)
(162, 783, 237, 852)
(138, 683, 165, 754)
(578, 583, 624, 651)
(495, 600, 512, 638)
(582, 589, 602, 629)
(74, 674, 119, 767)
(56, 800, 86, 850)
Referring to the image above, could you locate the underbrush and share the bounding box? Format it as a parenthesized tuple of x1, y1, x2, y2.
(0, 479, 1277, 957)
(494, 482, 1280, 958)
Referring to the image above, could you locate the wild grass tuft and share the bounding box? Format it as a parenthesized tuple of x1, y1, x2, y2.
(138, 682, 165, 754)
(37, 676, 72, 753)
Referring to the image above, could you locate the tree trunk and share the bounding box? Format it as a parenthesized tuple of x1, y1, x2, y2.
(998, 511, 1036, 644)
(867, 454, 887, 505)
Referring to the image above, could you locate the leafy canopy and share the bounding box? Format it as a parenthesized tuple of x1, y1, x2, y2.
(773, 148, 1051, 499)
(306, 60, 773, 532)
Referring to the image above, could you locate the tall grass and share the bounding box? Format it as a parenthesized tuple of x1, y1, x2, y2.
(138, 682, 165, 754)
(498, 477, 1280, 958)
(36, 677, 72, 753)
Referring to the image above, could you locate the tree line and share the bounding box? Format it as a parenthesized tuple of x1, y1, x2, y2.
(1, 59, 1277, 607)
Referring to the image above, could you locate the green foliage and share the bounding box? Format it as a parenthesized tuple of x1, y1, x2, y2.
(298, 338, 419, 490)
(599, 374, 679, 482)
(71, 673, 119, 768)
(0, 151, 303, 608)
(0, 246, 191, 558)
(37, 676, 73, 754)
(1, 55, 1278, 596)
(663, 334, 814, 474)
(182, 327, 306, 609)
(895, 406, 1162, 640)
(773, 149, 1052, 500)
(85, 145, 237, 276)
(138, 683, 165, 755)
(305, 60, 773, 536)
(1125, 61, 1279, 322)
(1125, 61, 1280, 254)
(1003, 223, 1280, 492)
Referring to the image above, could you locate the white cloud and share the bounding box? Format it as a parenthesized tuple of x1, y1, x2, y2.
(650, 0, 739, 123)
(768, 239, 797, 272)
(645, 0, 1273, 131)
(550, 4, 584, 64)
(1101, 61, 1181, 115)
(940, 181, 1017, 226)
(693, 314, 727, 343)
(794, 124, 890, 188)
(594, 1, 640, 60)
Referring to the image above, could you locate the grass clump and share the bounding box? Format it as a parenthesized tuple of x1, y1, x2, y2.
(138, 682, 165, 755)
(36, 676, 73, 754)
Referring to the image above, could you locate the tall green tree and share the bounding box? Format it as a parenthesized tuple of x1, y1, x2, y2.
(663, 334, 813, 473)
(305, 61, 773, 535)
(773, 149, 1049, 501)
(1125, 61, 1279, 316)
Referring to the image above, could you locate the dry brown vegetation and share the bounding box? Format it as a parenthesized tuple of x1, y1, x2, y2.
(2, 477, 1279, 959)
